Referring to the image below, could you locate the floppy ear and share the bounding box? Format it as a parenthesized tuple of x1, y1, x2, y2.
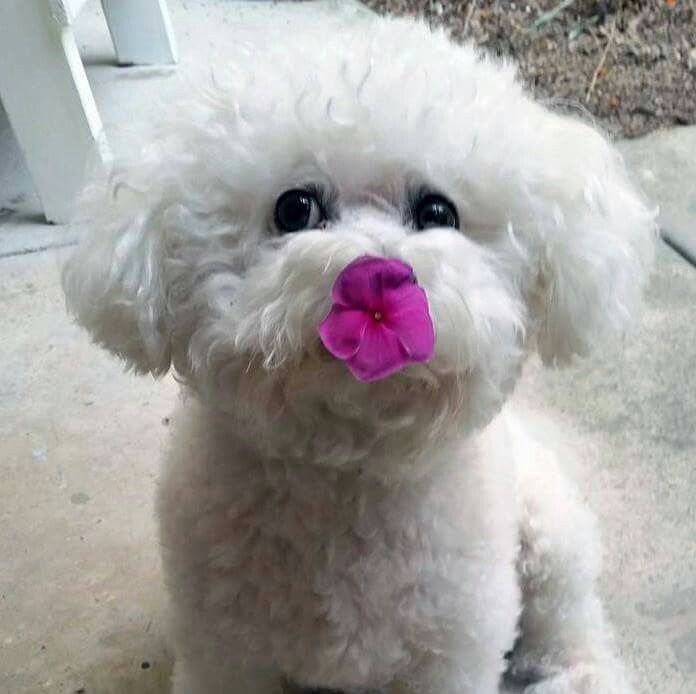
(528, 112, 657, 365)
(62, 186, 171, 375)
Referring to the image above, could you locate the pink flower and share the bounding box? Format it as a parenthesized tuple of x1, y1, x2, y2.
(318, 256, 436, 382)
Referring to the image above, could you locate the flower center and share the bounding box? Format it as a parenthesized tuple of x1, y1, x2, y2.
(373, 311, 382, 321)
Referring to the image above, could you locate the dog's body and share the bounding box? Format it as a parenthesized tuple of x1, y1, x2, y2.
(159, 403, 615, 694)
(160, 403, 519, 693)
(62, 13, 655, 694)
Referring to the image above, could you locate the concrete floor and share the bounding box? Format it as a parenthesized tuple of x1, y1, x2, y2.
(1, 2, 695, 692)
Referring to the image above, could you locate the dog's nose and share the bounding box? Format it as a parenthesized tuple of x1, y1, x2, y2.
(318, 255, 435, 382)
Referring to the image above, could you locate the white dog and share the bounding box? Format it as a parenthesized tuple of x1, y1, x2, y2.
(62, 13, 655, 694)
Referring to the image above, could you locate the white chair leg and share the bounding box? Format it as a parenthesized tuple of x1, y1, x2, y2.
(101, 0, 178, 66)
(0, 0, 102, 223)
(0, 0, 105, 224)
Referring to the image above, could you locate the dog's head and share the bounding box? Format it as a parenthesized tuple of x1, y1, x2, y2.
(63, 16, 655, 471)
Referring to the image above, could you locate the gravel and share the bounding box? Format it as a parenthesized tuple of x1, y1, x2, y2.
(362, 0, 696, 138)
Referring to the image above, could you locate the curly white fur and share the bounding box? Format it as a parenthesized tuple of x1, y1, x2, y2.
(62, 13, 655, 694)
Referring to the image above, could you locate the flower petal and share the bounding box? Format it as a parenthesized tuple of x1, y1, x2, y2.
(332, 256, 415, 311)
(318, 306, 370, 359)
(345, 321, 411, 382)
(382, 284, 436, 361)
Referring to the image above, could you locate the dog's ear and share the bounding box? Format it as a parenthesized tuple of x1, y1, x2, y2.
(528, 112, 656, 365)
(62, 185, 171, 375)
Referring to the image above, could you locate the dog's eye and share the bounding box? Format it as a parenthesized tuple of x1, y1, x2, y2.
(414, 194, 459, 231)
(274, 189, 325, 233)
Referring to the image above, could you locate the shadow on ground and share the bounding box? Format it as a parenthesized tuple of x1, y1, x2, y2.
(67, 628, 173, 694)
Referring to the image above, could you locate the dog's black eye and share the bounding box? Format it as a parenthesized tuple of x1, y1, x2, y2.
(414, 194, 459, 231)
(274, 189, 325, 233)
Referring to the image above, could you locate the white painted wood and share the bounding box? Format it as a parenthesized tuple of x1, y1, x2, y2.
(63, 0, 87, 17)
(0, 0, 105, 223)
(65, 0, 91, 20)
(47, 0, 71, 25)
(49, 0, 91, 25)
(101, 0, 178, 66)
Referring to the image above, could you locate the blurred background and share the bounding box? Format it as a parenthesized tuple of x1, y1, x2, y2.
(365, 0, 696, 138)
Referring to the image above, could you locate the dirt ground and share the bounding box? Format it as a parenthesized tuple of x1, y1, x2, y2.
(363, 0, 696, 138)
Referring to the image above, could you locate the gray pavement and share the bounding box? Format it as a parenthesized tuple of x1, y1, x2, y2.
(1, 2, 695, 692)
(618, 128, 696, 266)
(517, 239, 696, 693)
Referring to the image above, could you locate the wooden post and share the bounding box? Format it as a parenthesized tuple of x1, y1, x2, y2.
(0, 0, 105, 223)
(101, 0, 178, 66)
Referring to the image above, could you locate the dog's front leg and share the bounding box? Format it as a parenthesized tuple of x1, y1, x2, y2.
(506, 445, 632, 694)
(389, 652, 501, 694)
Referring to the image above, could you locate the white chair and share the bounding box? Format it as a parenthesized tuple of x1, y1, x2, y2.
(0, 0, 177, 224)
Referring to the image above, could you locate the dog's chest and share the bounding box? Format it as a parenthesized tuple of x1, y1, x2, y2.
(168, 445, 519, 686)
